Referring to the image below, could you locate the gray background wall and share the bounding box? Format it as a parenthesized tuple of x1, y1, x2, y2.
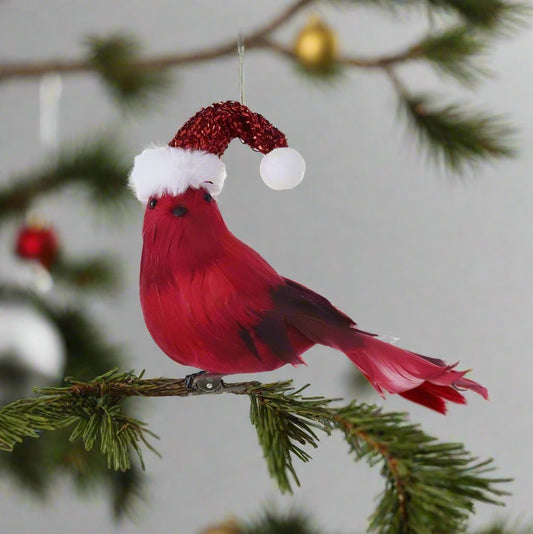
(1, 1, 532, 532)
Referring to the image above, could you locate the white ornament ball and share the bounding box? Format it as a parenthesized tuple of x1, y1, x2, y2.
(259, 147, 305, 190)
(0, 302, 65, 403)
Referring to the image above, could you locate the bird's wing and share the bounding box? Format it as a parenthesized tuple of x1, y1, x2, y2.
(250, 310, 301, 364)
(271, 278, 374, 349)
(203, 241, 303, 366)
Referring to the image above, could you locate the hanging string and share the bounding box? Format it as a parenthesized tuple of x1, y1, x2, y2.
(32, 72, 63, 293)
(238, 34, 245, 105)
(39, 73, 63, 152)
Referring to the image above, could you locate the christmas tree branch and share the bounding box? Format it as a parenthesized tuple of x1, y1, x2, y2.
(0, 28, 495, 83)
(0, 1, 523, 172)
(0, 286, 143, 518)
(0, 0, 526, 83)
(0, 369, 510, 533)
(0, 34, 432, 82)
(0, 0, 314, 83)
(0, 137, 131, 224)
(422, 0, 528, 32)
(52, 255, 120, 293)
(384, 66, 515, 170)
(205, 509, 533, 534)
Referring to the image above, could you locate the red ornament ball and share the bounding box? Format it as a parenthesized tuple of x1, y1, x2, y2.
(15, 224, 59, 270)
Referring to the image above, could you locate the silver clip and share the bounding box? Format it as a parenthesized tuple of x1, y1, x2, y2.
(193, 375, 223, 393)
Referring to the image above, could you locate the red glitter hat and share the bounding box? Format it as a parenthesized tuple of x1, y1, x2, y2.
(129, 101, 305, 203)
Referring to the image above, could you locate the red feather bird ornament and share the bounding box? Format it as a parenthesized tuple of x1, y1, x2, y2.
(130, 101, 487, 414)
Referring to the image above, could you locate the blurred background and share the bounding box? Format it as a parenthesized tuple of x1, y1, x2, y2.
(0, 1, 532, 532)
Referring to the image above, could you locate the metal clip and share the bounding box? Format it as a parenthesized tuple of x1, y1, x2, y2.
(192, 374, 224, 393)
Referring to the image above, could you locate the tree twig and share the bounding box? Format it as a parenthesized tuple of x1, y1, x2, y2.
(259, 37, 423, 68)
(0, 0, 315, 82)
(0, 0, 440, 84)
(64, 374, 258, 398)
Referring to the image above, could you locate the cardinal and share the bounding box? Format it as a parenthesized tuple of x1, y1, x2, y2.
(129, 101, 487, 414)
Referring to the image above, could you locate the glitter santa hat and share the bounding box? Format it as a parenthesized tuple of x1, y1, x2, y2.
(129, 101, 306, 203)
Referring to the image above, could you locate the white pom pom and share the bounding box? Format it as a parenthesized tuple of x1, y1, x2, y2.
(259, 147, 305, 190)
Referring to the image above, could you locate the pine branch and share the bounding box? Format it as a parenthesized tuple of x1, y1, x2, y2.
(52, 255, 119, 293)
(473, 520, 533, 534)
(1, 0, 526, 81)
(0, 0, 524, 175)
(240, 508, 322, 534)
(422, 0, 529, 33)
(384, 64, 516, 172)
(109, 465, 145, 520)
(0, 286, 124, 378)
(0, 370, 510, 534)
(266, 25, 490, 87)
(249, 382, 333, 492)
(0, 287, 145, 518)
(207, 509, 533, 534)
(0, 26, 490, 82)
(0, 0, 315, 82)
(414, 26, 490, 85)
(0, 380, 158, 471)
(0, 137, 131, 224)
(86, 34, 171, 108)
(401, 93, 515, 171)
(332, 0, 528, 32)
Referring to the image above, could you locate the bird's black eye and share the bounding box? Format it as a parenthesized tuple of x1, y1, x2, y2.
(172, 205, 188, 217)
(148, 198, 157, 209)
(204, 192, 213, 203)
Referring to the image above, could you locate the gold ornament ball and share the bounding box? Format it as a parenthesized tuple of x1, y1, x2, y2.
(294, 14, 338, 70)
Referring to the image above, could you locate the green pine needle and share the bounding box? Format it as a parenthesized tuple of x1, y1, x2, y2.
(0, 372, 510, 534)
(51, 308, 124, 380)
(249, 382, 333, 492)
(0, 291, 145, 519)
(0, 137, 132, 224)
(241, 508, 323, 534)
(473, 519, 533, 534)
(417, 26, 490, 85)
(424, 0, 529, 34)
(51, 255, 119, 293)
(86, 34, 171, 108)
(400, 93, 515, 172)
(0, 372, 159, 471)
(109, 465, 145, 520)
(328, 0, 529, 32)
(247, 382, 509, 534)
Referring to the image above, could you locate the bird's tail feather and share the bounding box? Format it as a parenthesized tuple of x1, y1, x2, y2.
(344, 335, 488, 414)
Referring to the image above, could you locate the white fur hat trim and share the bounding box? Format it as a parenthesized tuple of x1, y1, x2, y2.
(129, 146, 227, 203)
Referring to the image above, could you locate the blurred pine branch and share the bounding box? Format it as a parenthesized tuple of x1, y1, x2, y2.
(0, 138, 131, 225)
(204, 508, 533, 534)
(86, 34, 171, 109)
(0, 287, 141, 518)
(0, 0, 527, 173)
(51, 255, 120, 294)
(0, 370, 510, 534)
(400, 93, 515, 171)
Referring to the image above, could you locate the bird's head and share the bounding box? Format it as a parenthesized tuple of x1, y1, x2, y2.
(141, 186, 229, 269)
